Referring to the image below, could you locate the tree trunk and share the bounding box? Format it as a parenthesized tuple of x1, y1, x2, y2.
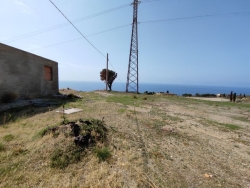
(108, 83, 112, 91)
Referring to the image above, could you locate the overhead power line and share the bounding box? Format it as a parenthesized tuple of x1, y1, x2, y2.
(1, 3, 130, 44)
(31, 24, 131, 51)
(140, 11, 250, 24)
(48, 0, 125, 85)
(1, 1, 161, 44)
(49, 0, 106, 57)
(141, 0, 162, 3)
(29, 10, 250, 52)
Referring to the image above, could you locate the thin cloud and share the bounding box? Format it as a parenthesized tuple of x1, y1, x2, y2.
(14, 0, 33, 14)
(14, 0, 25, 6)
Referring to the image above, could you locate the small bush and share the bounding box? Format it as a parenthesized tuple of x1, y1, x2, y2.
(195, 93, 200, 97)
(3, 134, 14, 142)
(133, 95, 138, 99)
(200, 93, 217, 97)
(182, 93, 192, 97)
(1, 92, 17, 103)
(143, 97, 147, 100)
(0, 143, 5, 152)
(95, 147, 111, 162)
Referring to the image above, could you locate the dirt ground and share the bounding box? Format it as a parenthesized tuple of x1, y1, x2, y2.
(0, 91, 250, 187)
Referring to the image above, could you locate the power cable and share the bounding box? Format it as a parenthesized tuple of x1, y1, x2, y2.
(31, 24, 131, 51)
(141, 0, 162, 3)
(140, 11, 250, 24)
(49, 0, 106, 57)
(1, 3, 130, 44)
(29, 10, 250, 52)
(49, 0, 126, 86)
(2, 0, 161, 44)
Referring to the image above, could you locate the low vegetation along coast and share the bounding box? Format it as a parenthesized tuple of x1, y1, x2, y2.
(0, 90, 250, 187)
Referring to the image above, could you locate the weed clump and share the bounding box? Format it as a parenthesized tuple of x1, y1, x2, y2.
(3, 134, 14, 142)
(133, 95, 138, 99)
(45, 118, 110, 169)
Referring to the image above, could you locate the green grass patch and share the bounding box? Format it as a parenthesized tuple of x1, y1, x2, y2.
(34, 125, 60, 139)
(194, 99, 250, 108)
(164, 114, 182, 122)
(106, 95, 141, 106)
(152, 119, 165, 130)
(95, 147, 111, 162)
(150, 107, 182, 122)
(201, 119, 241, 131)
(50, 147, 83, 169)
(231, 116, 250, 122)
(50, 148, 70, 169)
(3, 134, 14, 142)
(35, 128, 49, 138)
(118, 108, 126, 114)
(223, 123, 240, 130)
(169, 96, 250, 109)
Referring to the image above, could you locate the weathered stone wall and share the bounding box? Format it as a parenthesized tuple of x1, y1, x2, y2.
(0, 43, 58, 99)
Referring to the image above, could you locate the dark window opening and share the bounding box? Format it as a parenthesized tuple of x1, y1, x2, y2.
(44, 66, 52, 81)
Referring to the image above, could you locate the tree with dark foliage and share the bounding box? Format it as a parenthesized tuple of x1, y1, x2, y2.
(100, 69, 117, 91)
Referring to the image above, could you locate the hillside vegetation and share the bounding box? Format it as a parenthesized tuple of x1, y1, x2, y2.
(0, 90, 250, 187)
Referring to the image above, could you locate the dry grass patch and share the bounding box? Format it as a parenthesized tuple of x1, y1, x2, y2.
(1, 91, 250, 187)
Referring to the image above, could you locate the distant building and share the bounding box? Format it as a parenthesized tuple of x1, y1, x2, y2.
(0, 43, 58, 99)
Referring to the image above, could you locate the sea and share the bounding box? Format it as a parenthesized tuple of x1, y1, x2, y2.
(59, 81, 250, 96)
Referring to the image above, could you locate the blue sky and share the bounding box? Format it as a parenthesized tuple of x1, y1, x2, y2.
(1, 0, 250, 87)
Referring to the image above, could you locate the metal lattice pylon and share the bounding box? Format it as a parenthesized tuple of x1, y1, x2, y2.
(126, 0, 139, 93)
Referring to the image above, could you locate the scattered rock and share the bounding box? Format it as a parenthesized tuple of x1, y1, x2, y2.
(204, 173, 213, 178)
(161, 125, 177, 133)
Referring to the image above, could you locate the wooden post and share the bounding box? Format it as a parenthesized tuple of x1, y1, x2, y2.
(106, 53, 108, 91)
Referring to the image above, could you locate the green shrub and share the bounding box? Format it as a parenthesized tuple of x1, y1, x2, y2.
(95, 147, 111, 162)
(3, 134, 14, 142)
(1, 92, 17, 103)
